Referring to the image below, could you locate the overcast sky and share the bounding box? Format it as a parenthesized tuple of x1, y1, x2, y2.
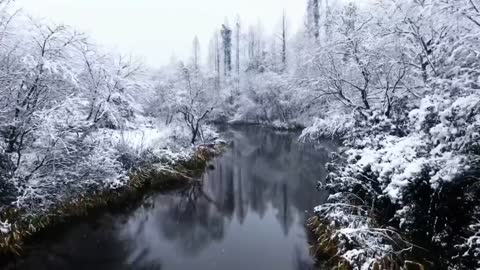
(14, 0, 308, 68)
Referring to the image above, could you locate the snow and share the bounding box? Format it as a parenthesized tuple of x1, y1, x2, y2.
(110, 125, 176, 153)
(0, 220, 11, 234)
(301, 114, 354, 140)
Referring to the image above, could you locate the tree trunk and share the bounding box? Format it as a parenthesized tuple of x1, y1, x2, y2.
(281, 11, 287, 71)
(191, 124, 200, 144)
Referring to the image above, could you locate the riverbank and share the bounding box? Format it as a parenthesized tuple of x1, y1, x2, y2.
(0, 142, 226, 260)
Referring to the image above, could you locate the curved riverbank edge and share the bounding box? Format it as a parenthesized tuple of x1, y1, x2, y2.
(0, 143, 227, 260)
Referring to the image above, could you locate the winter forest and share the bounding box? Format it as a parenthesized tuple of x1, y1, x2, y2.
(0, 0, 479, 269)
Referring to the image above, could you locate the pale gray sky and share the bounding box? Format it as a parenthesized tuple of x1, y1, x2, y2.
(14, 0, 308, 68)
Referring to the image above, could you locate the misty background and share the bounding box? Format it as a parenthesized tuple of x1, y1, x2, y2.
(14, 0, 308, 67)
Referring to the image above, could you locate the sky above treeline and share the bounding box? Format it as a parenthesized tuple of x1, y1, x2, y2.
(14, 0, 364, 68)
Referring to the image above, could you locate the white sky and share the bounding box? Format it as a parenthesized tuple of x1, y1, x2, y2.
(14, 0, 308, 68)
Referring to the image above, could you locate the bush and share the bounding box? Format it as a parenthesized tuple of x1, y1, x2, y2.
(311, 93, 480, 269)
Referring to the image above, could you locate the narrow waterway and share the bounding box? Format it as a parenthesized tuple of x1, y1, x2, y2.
(9, 126, 337, 270)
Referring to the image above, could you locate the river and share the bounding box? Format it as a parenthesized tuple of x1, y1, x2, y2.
(8, 126, 337, 270)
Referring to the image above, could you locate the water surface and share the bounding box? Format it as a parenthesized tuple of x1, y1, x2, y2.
(9, 126, 336, 270)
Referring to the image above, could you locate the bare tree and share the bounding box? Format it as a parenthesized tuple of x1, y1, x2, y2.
(175, 63, 214, 144)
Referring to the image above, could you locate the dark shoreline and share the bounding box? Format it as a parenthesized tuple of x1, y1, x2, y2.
(212, 120, 306, 132)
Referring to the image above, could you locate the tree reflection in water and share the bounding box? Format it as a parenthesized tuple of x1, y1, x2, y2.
(119, 126, 336, 270)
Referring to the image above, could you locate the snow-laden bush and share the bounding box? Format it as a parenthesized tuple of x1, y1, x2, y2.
(310, 190, 417, 269)
(330, 94, 479, 201)
(301, 113, 355, 140)
(113, 122, 204, 171)
(232, 71, 296, 124)
(313, 93, 480, 269)
(454, 210, 480, 270)
(410, 94, 480, 155)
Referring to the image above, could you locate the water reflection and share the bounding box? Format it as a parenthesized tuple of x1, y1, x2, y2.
(10, 126, 336, 270)
(119, 127, 334, 270)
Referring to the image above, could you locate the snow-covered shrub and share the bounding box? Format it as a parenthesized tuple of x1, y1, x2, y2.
(456, 218, 480, 269)
(410, 94, 480, 155)
(314, 93, 480, 268)
(232, 71, 296, 125)
(327, 93, 479, 202)
(200, 124, 220, 143)
(310, 188, 416, 269)
(12, 127, 128, 213)
(301, 113, 355, 140)
(113, 122, 205, 171)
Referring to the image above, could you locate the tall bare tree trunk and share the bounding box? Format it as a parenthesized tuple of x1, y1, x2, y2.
(307, 0, 320, 39)
(235, 18, 241, 76)
(214, 32, 221, 90)
(221, 24, 232, 77)
(281, 10, 287, 72)
(192, 36, 200, 71)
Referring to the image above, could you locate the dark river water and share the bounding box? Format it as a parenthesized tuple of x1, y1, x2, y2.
(8, 126, 337, 270)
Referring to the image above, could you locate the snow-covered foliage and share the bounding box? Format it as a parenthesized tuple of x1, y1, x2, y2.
(455, 217, 480, 270)
(336, 94, 478, 201)
(148, 60, 219, 144)
(230, 71, 298, 124)
(313, 193, 410, 268)
(300, 113, 354, 140)
(0, 4, 217, 231)
(291, 0, 480, 269)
